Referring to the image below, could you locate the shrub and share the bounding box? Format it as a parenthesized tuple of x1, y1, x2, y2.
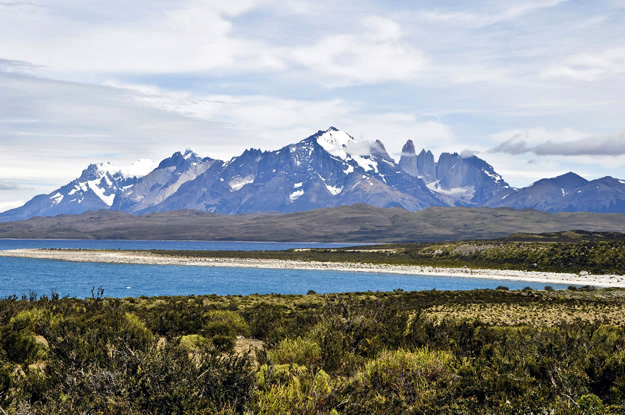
(577, 394, 605, 414)
(344, 348, 459, 413)
(212, 334, 236, 353)
(254, 364, 334, 414)
(203, 310, 249, 338)
(266, 337, 322, 367)
(178, 334, 212, 352)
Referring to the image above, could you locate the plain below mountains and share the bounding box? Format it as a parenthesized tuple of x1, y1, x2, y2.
(2, 127, 625, 223)
(1, 205, 625, 243)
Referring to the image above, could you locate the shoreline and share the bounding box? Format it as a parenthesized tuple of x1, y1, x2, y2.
(1, 249, 624, 288)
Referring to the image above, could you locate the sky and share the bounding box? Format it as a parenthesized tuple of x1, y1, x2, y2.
(1, 0, 625, 212)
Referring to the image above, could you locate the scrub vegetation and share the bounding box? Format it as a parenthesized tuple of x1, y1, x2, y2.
(150, 230, 625, 274)
(2, 286, 625, 413)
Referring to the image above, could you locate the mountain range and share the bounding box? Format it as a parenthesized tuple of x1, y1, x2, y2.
(2, 127, 625, 222)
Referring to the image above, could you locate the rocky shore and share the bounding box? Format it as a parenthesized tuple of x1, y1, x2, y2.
(1, 248, 624, 288)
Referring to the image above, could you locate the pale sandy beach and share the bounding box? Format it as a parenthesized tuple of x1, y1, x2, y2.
(1, 248, 624, 288)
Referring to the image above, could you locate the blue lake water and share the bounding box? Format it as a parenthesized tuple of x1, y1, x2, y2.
(0, 239, 570, 298)
(0, 239, 363, 251)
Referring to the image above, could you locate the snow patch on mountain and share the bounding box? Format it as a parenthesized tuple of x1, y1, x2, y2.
(97, 159, 156, 178)
(351, 155, 378, 172)
(316, 128, 354, 159)
(289, 189, 304, 202)
(481, 168, 505, 185)
(325, 184, 343, 195)
(316, 128, 379, 173)
(51, 193, 63, 205)
(229, 175, 255, 191)
(182, 149, 197, 160)
(87, 180, 115, 206)
(427, 181, 476, 205)
(427, 181, 475, 197)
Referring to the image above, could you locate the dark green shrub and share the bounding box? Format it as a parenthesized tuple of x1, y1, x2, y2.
(212, 334, 236, 353)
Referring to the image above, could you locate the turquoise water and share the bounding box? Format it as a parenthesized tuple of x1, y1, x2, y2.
(0, 239, 362, 251)
(0, 240, 570, 298)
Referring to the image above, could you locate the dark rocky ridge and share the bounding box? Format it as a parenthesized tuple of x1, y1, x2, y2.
(1, 205, 624, 243)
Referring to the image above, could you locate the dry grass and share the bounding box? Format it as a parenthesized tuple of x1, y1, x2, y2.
(425, 302, 625, 326)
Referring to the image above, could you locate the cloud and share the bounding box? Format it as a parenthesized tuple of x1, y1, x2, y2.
(460, 149, 477, 159)
(1, 3, 429, 86)
(490, 135, 531, 155)
(0, 180, 29, 190)
(290, 16, 428, 85)
(122, 81, 455, 157)
(491, 129, 625, 156)
(0, 58, 42, 73)
(0, 1, 41, 11)
(0, 0, 280, 74)
(0, 71, 250, 182)
(540, 48, 625, 81)
(419, 0, 568, 27)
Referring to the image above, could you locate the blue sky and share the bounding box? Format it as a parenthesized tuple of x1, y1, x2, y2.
(1, 0, 625, 212)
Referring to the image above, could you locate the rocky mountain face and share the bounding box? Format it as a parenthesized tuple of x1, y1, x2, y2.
(2, 127, 625, 222)
(399, 141, 510, 206)
(486, 172, 625, 213)
(0, 160, 154, 222)
(145, 128, 443, 214)
(112, 150, 217, 214)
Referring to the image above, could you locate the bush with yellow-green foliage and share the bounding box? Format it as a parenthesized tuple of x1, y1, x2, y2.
(266, 337, 322, 367)
(202, 309, 250, 352)
(253, 363, 334, 414)
(345, 348, 459, 412)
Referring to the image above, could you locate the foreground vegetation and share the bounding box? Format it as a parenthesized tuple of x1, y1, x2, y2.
(150, 230, 625, 275)
(2, 287, 625, 414)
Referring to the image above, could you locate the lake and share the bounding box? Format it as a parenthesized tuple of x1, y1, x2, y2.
(0, 239, 569, 298)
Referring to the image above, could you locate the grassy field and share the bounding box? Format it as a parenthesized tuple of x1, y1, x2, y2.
(2, 287, 625, 413)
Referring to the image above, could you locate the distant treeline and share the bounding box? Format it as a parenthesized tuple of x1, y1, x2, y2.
(150, 231, 625, 275)
(2, 287, 625, 413)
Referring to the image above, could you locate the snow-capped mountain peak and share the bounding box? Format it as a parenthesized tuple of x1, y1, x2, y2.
(183, 149, 198, 160)
(118, 159, 157, 177)
(71, 160, 155, 207)
(85, 159, 156, 180)
(315, 127, 356, 159)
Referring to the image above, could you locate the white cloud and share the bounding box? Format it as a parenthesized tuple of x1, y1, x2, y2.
(122, 81, 454, 158)
(540, 48, 625, 81)
(419, 0, 569, 27)
(490, 127, 588, 146)
(0, 180, 29, 190)
(0, 0, 281, 74)
(490, 128, 625, 156)
(290, 16, 428, 85)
